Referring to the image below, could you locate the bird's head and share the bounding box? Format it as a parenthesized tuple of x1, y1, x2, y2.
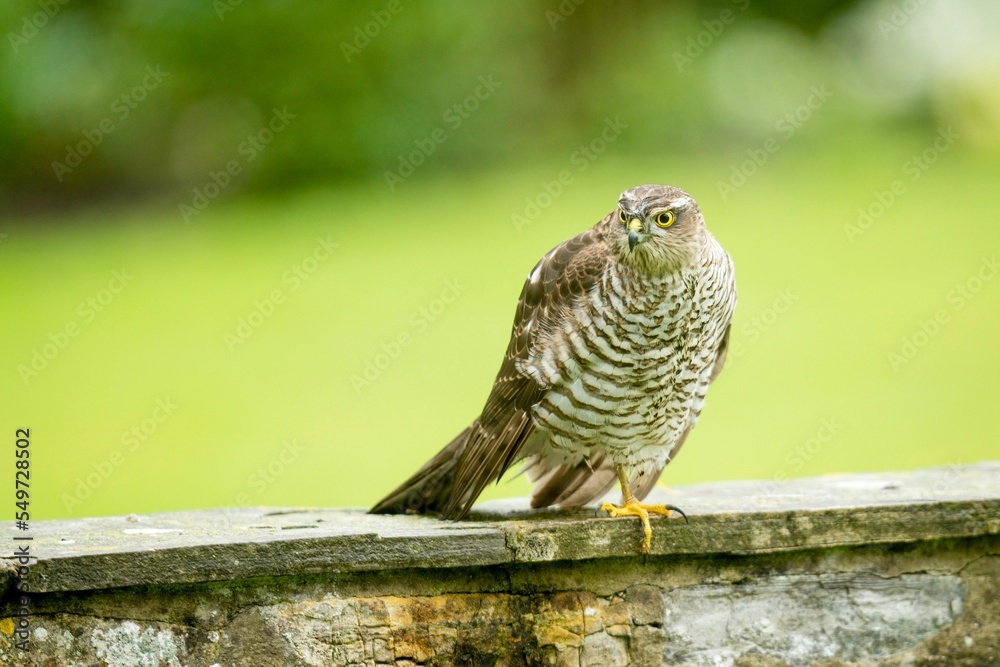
(610, 184, 707, 274)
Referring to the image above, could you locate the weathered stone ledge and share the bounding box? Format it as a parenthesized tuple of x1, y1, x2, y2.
(4, 462, 998, 595)
(1, 462, 998, 666)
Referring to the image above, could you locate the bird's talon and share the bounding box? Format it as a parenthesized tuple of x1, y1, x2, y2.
(600, 500, 674, 519)
(599, 500, 619, 517)
(601, 498, 683, 555)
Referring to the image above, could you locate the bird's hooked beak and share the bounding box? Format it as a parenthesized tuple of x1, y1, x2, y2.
(627, 219, 646, 252)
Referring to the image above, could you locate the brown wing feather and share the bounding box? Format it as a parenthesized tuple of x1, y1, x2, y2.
(369, 425, 472, 514)
(440, 222, 611, 519)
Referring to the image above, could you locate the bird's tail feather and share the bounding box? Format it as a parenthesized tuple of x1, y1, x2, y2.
(525, 454, 664, 509)
(369, 425, 472, 515)
(526, 453, 618, 509)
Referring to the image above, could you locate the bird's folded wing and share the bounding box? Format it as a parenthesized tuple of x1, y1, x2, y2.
(440, 222, 611, 518)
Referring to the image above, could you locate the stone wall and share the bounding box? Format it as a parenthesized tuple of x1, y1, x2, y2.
(2, 463, 998, 666)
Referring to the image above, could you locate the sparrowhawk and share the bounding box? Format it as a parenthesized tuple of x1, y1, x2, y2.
(372, 184, 737, 553)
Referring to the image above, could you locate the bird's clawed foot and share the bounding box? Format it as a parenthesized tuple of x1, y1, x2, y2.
(599, 499, 686, 555)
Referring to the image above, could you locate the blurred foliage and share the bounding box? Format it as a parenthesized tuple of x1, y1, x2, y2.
(3, 0, 998, 211)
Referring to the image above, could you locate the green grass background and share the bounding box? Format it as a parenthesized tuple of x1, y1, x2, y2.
(3, 128, 998, 520)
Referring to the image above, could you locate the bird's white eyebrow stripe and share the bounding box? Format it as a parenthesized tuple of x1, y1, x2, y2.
(622, 196, 693, 216)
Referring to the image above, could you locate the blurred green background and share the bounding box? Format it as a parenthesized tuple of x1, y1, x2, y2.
(2, 1, 998, 520)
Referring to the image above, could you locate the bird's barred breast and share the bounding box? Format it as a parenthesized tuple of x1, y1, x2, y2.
(527, 248, 735, 469)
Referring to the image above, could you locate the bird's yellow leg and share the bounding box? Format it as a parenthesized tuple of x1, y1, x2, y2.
(600, 466, 685, 554)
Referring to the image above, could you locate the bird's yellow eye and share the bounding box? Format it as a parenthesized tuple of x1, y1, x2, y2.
(618, 209, 627, 224)
(655, 211, 675, 228)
